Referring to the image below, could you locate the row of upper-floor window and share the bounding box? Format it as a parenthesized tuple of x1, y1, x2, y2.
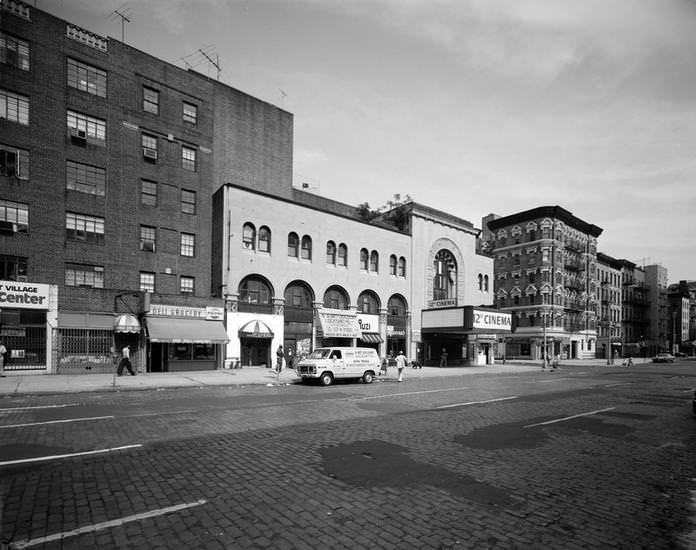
(0, 88, 200, 171)
(0, 199, 197, 255)
(0, 253, 196, 294)
(238, 275, 409, 316)
(1, 32, 200, 125)
(241, 222, 408, 277)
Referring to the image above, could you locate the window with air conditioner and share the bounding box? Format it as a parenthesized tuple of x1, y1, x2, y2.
(0, 199, 28, 233)
(0, 146, 28, 179)
(143, 147, 158, 162)
(141, 133, 158, 163)
(140, 225, 156, 252)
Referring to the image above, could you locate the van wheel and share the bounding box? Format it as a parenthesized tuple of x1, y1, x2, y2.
(362, 372, 374, 384)
(319, 372, 333, 386)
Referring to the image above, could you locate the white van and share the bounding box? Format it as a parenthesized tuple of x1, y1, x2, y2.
(296, 347, 380, 386)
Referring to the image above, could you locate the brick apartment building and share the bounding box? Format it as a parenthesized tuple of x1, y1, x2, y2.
(596, 252, 623, 361)
(0, 1, 291, 373)
(483, 206, 603, 361)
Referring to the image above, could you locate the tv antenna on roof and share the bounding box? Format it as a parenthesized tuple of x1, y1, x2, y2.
(107, 3, 132, 42)
(178, 45, 221, 80)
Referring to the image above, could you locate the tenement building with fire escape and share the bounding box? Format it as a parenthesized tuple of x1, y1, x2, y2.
(597, 252, 623, 361)
(482, 206, 602, 361)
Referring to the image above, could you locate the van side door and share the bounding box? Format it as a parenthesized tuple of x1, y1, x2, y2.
(329, 350, 344, 378)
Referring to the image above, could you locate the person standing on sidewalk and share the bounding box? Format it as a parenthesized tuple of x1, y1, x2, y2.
(117, 345, 135, 376)
(396, 350, 407, 382)
(0, 339, 7, 377)
(276, 345, 284, 373)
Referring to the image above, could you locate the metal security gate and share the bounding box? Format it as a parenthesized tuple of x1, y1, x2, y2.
(2, 326, 46, 371)
(57, 328, 115, 374)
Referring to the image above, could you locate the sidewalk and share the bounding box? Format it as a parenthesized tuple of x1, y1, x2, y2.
(0, 363, 546, 396)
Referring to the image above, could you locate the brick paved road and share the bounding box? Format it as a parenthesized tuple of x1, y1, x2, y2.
(1, 365, 696, 549)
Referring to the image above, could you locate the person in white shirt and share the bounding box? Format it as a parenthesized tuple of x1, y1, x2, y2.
(117, 345, 135, 376)
(396, 350, 407, 382)
(0, 340, 6, 377)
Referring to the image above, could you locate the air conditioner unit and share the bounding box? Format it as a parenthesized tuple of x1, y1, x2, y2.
(167, 134, 174, 142)
(243, 241, 253, 249)
(70, 128, 87, 144)
(140, 240, 155, 252)
(0, 220, 16, 234)
(143, 147, 158, 161)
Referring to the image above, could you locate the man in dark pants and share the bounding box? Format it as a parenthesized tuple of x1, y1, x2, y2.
(117, 345, 135, 376)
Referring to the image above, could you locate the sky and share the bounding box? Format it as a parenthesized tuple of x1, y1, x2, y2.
(42, 0, 696, 282)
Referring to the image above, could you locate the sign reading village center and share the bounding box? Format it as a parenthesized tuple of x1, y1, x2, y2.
(0, 280, 51, 310)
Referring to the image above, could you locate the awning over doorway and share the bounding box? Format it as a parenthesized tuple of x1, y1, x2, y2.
(238, 319, 274, 339)
(114, 313, 141, 333)
(146, 317, 228, 343)
(360, 333, 383, 344)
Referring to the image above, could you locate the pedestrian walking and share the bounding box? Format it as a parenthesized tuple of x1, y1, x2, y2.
(552, 354, 560, 371)
(117, 345, 135, 376)
(439, 348, 448, 367)
(0, 339, 7, 377)
(276, 345, 284, 373)
(396, 350, 407, 382)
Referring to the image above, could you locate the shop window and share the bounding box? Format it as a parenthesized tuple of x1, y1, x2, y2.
(181, 189, 195, 214)
(66, 160, 104, 195)
(337, 243, 347, 267)
(358, 291, 379, 314)
(140, 225, 156, 252)
(183, 102, 197, 125)
(360, 248, 368, 271)
(139, 271, 155, 293)
(398, 257, 406, 277)
(0, 254, 27, 281)
(287, 232, 299, 258)
(326, 241, 336, 265)
(1, 144, 29, 180)
(239, 276, 272, 306)
(65, 263, 104, 288)
(169, 343, 214, 361)
(143, 86, 159, 114)
(301, 235, 312, 260)
(180, 233, 195, 257)
(141, 179, 157, 206)
(388, 295, 407, 317)
(0, 199, 28, 234)
(242, 223, 256, 250)
(67, 57, 106, 97)
(369, 251, 379, 273)
(258, 226, 271, 253)
(180, 276, 194, 294)
(285, 282, 313, 309)
(66, 212, 104, 243)
(1, 89, 29, 125)
(1, 32, 30, 71)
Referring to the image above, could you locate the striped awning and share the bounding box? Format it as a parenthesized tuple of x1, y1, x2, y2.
(114, 313, 140, 333)
(360, 333, 383, 344)
(238, 319, 274, 339)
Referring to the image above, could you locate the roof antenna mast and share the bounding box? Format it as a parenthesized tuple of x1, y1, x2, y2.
(108, 4, 132, 42)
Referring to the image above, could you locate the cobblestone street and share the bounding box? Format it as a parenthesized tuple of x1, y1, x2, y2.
(2, 364, 696, 549)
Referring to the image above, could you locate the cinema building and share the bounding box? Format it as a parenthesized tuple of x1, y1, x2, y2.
(212, 186, 501, 368)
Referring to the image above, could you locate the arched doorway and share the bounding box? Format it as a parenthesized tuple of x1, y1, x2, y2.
(357, 289, 382, 352)
(238, 275, 274, 367)
(387, 294, 408, 359)
(284, 280, 314, 365)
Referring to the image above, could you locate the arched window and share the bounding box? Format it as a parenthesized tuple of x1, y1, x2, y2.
(301, 235, 312, 260)
(238, 275, 273, 311)
(369, 250, 379, 272)
(398, 257, 406, 277)
(387, 295, 407, 317)
(484, 275, 489, 292)
(242, 223, 255, 250)
(433, 249, 457, 301)
(389, 255, 397, 275)
(478, 274, 483, 291)
(287, 232, 299, 258)
(284, 281, 313, 309)
(326, 241, 336, 265)
(360, 248, 369, 270)
(323, 285, 349, 310)
(258, 226, 271, 253)
(337, 243, 348, 267)
(358, 290, 380, 314)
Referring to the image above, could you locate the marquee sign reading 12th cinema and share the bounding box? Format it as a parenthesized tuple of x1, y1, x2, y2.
(472, 309, 512, 331)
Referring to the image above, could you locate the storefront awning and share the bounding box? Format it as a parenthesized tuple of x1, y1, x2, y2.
(114, 313, 141, 333)
(238, 319, 274, 339)
(146, 317, 229, 343)
(360, 333, 383, 344)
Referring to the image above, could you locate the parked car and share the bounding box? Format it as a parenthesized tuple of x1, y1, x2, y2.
(674, 351, 688, 358)
(652, 352, 676, 363)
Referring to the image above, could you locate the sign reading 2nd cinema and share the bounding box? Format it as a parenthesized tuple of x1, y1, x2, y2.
(471, 309, 512, 332)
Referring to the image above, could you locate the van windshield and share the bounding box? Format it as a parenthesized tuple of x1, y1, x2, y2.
(308, 348, 331, 359)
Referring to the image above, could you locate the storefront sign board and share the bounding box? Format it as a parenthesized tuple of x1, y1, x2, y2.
(317, 309, 361, 338)
(0, 280, 50, 310)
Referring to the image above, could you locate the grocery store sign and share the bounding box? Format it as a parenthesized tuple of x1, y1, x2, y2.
(0, 280, 50, 309)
